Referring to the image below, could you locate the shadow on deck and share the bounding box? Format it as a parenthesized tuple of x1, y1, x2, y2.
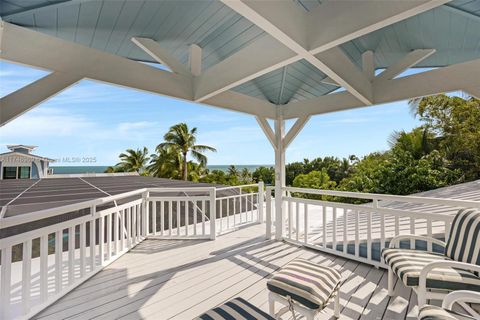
(33, 224, 415, 320)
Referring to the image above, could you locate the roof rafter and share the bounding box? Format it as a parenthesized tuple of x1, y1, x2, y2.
(196, 0, 448, 104)
(131, 37, 191, 76)
(220, 0, 373, 105)
(0, 21, 276, 125)
(375, 49, 436, 82)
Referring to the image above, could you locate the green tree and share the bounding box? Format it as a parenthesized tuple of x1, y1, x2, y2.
(148, 145, 181, 178)
(252, 166, 275, 185)
(158, 123, 216, 181)
(115, 147, 149, 173)
(411, 94, 480, 180)
(292, 169, 336, 200)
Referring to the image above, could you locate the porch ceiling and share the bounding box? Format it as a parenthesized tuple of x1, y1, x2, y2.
(1, 0, 480, 124)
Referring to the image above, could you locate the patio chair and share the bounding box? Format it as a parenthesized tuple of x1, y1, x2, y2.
(382, 208, 480, 306)
(418, 290, 480, 319)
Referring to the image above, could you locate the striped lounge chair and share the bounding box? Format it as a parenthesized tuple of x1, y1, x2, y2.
(418, 290, 480, 320)
(195, 297, 275, 320)
(267, 258, 343, 320)
(382, 208, 480, 307)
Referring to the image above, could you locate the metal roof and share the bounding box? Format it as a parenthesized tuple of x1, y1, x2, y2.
(1, 0, 479, 106)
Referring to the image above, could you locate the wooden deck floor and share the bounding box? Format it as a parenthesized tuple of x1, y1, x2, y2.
(34, 224, 416, 320)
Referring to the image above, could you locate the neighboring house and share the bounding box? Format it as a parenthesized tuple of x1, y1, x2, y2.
(0, 145, 54, 180)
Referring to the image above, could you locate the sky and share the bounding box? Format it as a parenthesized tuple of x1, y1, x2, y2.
(0, 60, 422, 166)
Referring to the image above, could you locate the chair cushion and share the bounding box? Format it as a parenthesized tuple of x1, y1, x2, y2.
(195, 297, 274, 320)
(445, 209, 480, 267)
(382, 248, 480, 291)
(418, 305, 476, 320)
(267, 258, 342, 310)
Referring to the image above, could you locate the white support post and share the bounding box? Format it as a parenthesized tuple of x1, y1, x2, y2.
(274, 116, 286, 240)
(209, 188, 217, 240)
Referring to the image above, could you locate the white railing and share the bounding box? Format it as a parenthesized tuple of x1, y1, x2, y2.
(0, 183, 264, 320)
(265, 186, 480, 268)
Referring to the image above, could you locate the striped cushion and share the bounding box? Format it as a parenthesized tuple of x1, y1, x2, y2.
(195, 297, 274, 320)
(446, 209, 480, 266)
(418, 305, 476, 320)
(266, 258, 342, 310)
(382, 249, 480, 291)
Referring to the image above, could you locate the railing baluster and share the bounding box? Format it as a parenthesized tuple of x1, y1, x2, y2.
(219, 199, 223, 233)
(160, 201, 164, 236)
(332, 207, 337, 251)
(168, 201, 173, 236)
(193, 201, 198, 235)
(80, 222, 86, 277)
(410, 217, 416, 249)
(106, 213, 112, 260)
(380, 212, 386, 261)
(296, 201, 300, 242)
(185, 200, 189, 236)
(367, 211, 372, 261)
(176, 200, 181, 236)
(22, 239, 32, 313)
(68, 226, 75, 283)
(137, 204, 141, 241)
(90, 220, 95, 270)
(266, 190, 272, 239)
(288, 200, 292, 240)
(120, 210, 125, 252)
(250, 193, 254, 222)
(152, 201, 157, 235)
(233, 197, 236, 227)
(322, 206, 327, 248)
(114, 212, 119, 255)
(427, 219, 433, 251)
(239, 193, 243, 223)
(355, 210, 360, 257)
(227, 198, 230, 229)
(304, 203, 308, 244)
(132, 206, 136, 243)
(99, 217, 105, 265)
(1, 246, 12, 319)
(127, 208, 132, 248)
(343, 208, 348, 254)
(40, 234, 48, 301)
(55, 230, 63, 292)
(201, 200, 206, 235)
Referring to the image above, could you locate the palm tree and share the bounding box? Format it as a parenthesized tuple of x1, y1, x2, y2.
(158, 123, 216, 180)
(147, 145, 181, 178)
(115, 147, 149, 173)
(227, 165, 239, 177)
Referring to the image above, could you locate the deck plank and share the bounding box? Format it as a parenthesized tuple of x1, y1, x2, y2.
(34, 224, 417, 320)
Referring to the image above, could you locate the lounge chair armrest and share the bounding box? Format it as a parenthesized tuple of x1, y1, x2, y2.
(389, 235, 446, 249)
(418, 261, 480, 306)
(443, 290, 480, 310)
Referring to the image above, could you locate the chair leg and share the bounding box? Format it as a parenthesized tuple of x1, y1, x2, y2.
(388, 268, 395, 296)
(334, 292, 340, 318)
(417, 290, 426, 307)
(269, 293, 275, 316)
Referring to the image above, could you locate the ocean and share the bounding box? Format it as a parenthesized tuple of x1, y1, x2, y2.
(50, 165, 272, 174)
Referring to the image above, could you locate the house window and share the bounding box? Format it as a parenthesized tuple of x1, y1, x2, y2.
(3, 167, 17, 179)
(18, 166, 31, 179)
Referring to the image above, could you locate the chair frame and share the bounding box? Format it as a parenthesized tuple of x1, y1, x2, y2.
(268, 291, 340, 320)
(387, 234, 480, 307)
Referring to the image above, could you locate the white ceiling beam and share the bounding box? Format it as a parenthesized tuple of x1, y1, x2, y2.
(255, 116, 276, 150)
(0, 71, 82, 126)
(222, 0, 373, 105)
(1, 22, 276, 119)
(362, 51, 375, 81)
(307, 0, 451, 54)
(189, 44, 202, 77)
(375, 49, 436, 82)
(131, 37, 190, 76)
(283, 58, 480, 119)
(199, 0, 447, 102)
(204, 90, 276, 119)
(283, 115, 310, 149)
(195, 36, 297, 102)
(314, 47, 373, 104)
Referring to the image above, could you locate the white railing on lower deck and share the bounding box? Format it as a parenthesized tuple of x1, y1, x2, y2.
(0, 183, 264, 320)
(265, 186, 480, 268)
